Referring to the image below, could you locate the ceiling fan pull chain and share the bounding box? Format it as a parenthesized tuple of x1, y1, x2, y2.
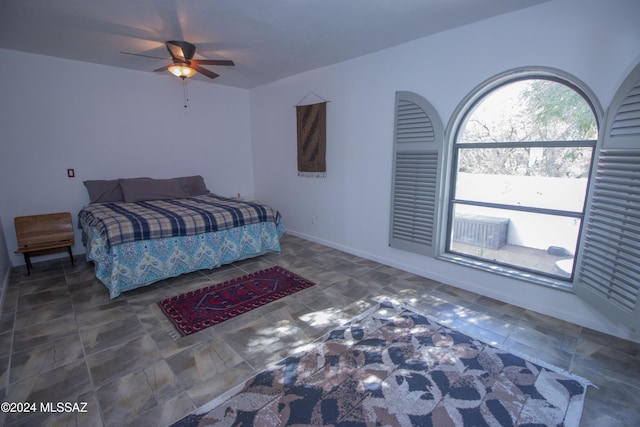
(183, 79, 189, 108)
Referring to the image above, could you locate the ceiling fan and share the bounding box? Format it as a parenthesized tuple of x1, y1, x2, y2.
(122, 40, 234, 80)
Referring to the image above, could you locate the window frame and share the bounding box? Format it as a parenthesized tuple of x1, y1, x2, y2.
(439, 67, 604, 289)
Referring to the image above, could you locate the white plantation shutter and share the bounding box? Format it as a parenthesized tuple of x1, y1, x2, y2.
(389, 91, 444, 256)
(575, 62, 640, 332)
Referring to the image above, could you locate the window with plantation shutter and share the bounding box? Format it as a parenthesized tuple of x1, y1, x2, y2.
(445, 74, 598, 280)
(389, 91, 444, 256)
(575, 62, 640, 333)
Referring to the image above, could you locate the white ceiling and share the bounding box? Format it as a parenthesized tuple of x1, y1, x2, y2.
(0, 0, 549, 89)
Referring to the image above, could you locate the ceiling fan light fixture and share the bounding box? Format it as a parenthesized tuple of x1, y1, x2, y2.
(168, 63, 196, 79)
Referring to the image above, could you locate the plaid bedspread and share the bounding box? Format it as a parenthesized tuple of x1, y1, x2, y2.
(78, 194, 281, 247)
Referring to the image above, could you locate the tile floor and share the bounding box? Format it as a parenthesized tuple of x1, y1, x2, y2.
(0, 234, 638, 426)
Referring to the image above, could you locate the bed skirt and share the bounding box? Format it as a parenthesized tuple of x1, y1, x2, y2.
(83, 218, 285, 298)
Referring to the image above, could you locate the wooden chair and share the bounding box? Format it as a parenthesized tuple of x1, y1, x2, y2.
(14, 212, 75, 275)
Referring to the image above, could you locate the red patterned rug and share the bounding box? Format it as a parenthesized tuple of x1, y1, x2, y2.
(158, 266, 315, 336)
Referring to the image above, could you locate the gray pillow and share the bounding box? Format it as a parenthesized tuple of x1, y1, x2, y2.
(84, 180, 124, 204)
(120, 178, 189, 202)
(179, 175, 210, 197)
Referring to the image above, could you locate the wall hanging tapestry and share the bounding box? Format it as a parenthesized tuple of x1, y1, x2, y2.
(296, 95, 328, 177)
(170, 300, 591, 426)
(157, 266, 315, 336)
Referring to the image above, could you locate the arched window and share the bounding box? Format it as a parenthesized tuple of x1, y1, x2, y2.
(446, 70, 599, 282)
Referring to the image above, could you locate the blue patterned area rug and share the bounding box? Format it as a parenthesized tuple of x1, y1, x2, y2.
(170, 301, 590, 427)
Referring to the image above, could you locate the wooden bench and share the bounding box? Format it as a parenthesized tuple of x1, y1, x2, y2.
(14, 212, 75, 275)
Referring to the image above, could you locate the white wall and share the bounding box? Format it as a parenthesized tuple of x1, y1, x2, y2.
(0, 49, 254, 266)
(455, 173, 587, 251)
(250, 0, 640, 341)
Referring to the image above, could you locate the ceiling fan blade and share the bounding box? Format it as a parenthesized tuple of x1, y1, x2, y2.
(166, 40, 196, 61)
(121, 52, 170, 60)
(153, 65, 170, 72)
(191, 64, 219, 79)
(191, 59, 235, 66)
(167, 44, 185, 60)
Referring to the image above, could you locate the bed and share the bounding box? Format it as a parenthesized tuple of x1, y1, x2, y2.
(78, 176, 285, 298)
